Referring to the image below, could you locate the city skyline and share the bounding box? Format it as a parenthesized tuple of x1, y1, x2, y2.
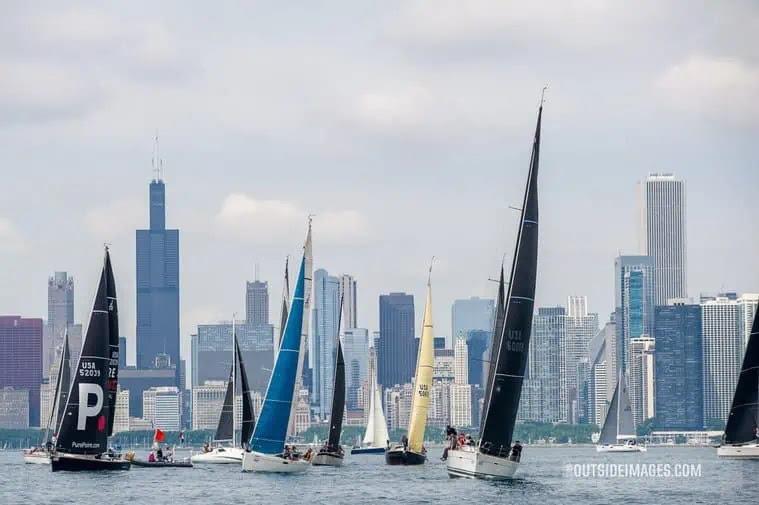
(1, 3, 757, 387)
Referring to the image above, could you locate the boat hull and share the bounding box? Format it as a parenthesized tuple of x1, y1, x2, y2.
(350, 446, 385, 455)
(241, 451, 310, 473)
(446, 447, 518, 480)
(51, 453, 131, 472)
(311, 450, 344, 467)
(23, 451, 51, 465)
(596, 444, 647, 453)
(191, 447, 244, 464)
(717, 443, 759, 459)
(385, 446, 426, 465)
(130, 459, 193, 468)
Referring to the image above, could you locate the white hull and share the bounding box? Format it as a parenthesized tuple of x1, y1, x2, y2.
(446, 447, 518, 480)
(23, 452, 51, 464)
(596, 444, 647, 453)
(311, 452, 343, 467)
(241, 451, 310, 473)
(191, 447, 244, 464)
(717, 443, 759, 459)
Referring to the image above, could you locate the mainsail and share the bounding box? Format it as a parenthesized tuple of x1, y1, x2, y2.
(406, 278, 435, 454)
(236, 338, 255, 445)
(598, 373, 636, 444)
(214, 365, 235, 442)
(724, 307, 759, 445)
(275, 257, 290, 355)
(479, 103, 543, 458)
(249, 227, 311, 455)
(56, 249, 114, 455)
(44, 332, 71, 444)
(104, 252, 120, 437)
(326, 299, 345, 450)
(362, 350, 389, 447)
(479, 265, 505, 435)
(598, 380, 620, 445)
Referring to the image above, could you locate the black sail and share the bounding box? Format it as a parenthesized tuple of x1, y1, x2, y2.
(327, 340, 346, 449)
(55, 333, 71, 433)
(479, 265, 505, 435)
(479, 104, 542, 457)
(56, 254, 111, 455)
(598, 378, 620, 445)
(104, 250, 120, 436)
(236, 338, 255, 446)
(215, 365, 235, 442)
(724, 307, 759, 444)
(279, 258, 290, 350)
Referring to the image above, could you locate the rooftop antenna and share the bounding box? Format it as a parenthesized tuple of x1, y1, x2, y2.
(254, 262, 260, 282)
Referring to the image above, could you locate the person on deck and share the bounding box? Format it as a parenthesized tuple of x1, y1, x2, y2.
(148, 452, 156, 463)
(401, 435, 408, 452)
(509, 441, 523, 462)
(156, 446, 163, 462)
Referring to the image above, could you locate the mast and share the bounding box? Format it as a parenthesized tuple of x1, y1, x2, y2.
(55, 249, 112, 455)
(326, 297, 346, 450)
(104, 248, 120, 437)
(479, 97, 543, 458)
(724, 306, 759, 445)
(406, 268, 435, 453)
(276, 257, 290, 357)
(232, 315, 237, 446)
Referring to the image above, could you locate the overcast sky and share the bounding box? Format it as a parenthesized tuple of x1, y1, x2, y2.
(1, 1, 758, 366)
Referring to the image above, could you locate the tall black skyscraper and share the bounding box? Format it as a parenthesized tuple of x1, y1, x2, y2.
(377, 293, 415, 388)
(136, 172, 180, 372)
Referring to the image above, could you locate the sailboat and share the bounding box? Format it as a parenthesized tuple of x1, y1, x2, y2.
(23, 332, 71, 464)
(718, 305, 759, 458)
(51, 247, 130, 471)
(192, 325, 255, 463)
(351, 348, 390, 455)
(385, 270, 435, 466)
(446, 94, 545, 480)
(596, 372, 645, 453)
(241, 223, 313, 473)
(313, 298, 346, 466)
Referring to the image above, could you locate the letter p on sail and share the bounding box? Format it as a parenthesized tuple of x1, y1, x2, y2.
(77, 383, 104, 430)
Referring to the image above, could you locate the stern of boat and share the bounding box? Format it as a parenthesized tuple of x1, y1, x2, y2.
(717, 443, 759, 459)
(446, 447, 518, 480)
(241, 451, 310, 473)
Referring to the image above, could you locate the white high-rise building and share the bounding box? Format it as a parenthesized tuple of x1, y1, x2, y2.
(701, 295, 741, 423)
(192, 381, 226, 430)
(638, 174, 687, 305)
(453, 338, 468, 385)
(738, 294, 759, 349)
(113, 388, 130, 433)
(343, 328, 369, 411)
(312, 268, 340, 418)
(628, 336, 656, 426)
(429, 380, 451, 427)
(519, 307, 564, 423)
(143, 386, 181, 431)
(450, 383, 472, 427)
(339, 274, 358, 329)
(564, 296, 599, 423)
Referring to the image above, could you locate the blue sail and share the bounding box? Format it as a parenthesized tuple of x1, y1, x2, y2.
(248, 255, 306, 454)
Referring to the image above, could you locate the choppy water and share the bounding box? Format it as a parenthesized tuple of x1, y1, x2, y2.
(2, 447, 758, 504)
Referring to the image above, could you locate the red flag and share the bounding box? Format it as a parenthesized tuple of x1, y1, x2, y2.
(154, 429, 165, 442)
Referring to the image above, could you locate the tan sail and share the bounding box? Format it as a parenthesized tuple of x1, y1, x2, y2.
(406, 280, 434, 453)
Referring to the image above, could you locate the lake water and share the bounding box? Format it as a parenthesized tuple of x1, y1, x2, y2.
(2, 447, 757, 504)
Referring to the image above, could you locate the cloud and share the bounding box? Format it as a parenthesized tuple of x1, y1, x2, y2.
(655, 55, 759, 125)
(215, 193, 370, 246)
(0, 217, 25, 252)
(83, 199, 145, 238)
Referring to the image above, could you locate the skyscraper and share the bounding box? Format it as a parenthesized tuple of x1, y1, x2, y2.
(628, 336, 655, 426)
(339, 274, 358, 329)
(312, 268, 340, 417)
(451, 297, 494, 347)
(639, 173, 687, 305)
(464, 329, 490, 387)
(519, 307, 564, 423)
(43, 272, 82, 378)
(738, 294, 759, 349)
(701, 294, 741, 424)
(136, 173, 180, 371)
(654, 301, 703, 430)
(0, 316, 43, 426)
(615, 255, 655, 372)
(588, 317, 617, 427)
(564, 296, 599, 423)
(377, 293, 415, 388)
(245, 280, 269, 326)
(342, 328, 369, 411)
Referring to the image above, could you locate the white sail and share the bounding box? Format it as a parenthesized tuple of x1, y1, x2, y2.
(363, 372, 389, 447)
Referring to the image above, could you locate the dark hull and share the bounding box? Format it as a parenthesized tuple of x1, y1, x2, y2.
(385, 448, 426, 465)
(51, 453, 131, 472)
(351, 446, 385, 455)
(130, 459, 193, 468)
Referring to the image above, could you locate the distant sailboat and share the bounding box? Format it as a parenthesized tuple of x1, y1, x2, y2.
(718, 306, 759, 458)
(313, 298, 346, 466)
(23, 331, 71, 465)
(51, 247, 130, 471)
(596, 373, 646, 452)
(352, 348, 390, 455)
(242, 223, 313, 473)
(447, 94, 545, 480)
(386, 270, 435, 466)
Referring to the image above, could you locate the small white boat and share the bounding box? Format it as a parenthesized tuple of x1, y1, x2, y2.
(191, 446, 244, 464)
(596, 442, 647, 453)
(595, 373, 646, 453)
(447, 445, 518, 480)
(23, 449, 51, 465)
(717, 443, 759, 459)
(241, 451, 310, 473)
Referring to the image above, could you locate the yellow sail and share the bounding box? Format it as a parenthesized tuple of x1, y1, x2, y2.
(406, 280, 434, 453)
